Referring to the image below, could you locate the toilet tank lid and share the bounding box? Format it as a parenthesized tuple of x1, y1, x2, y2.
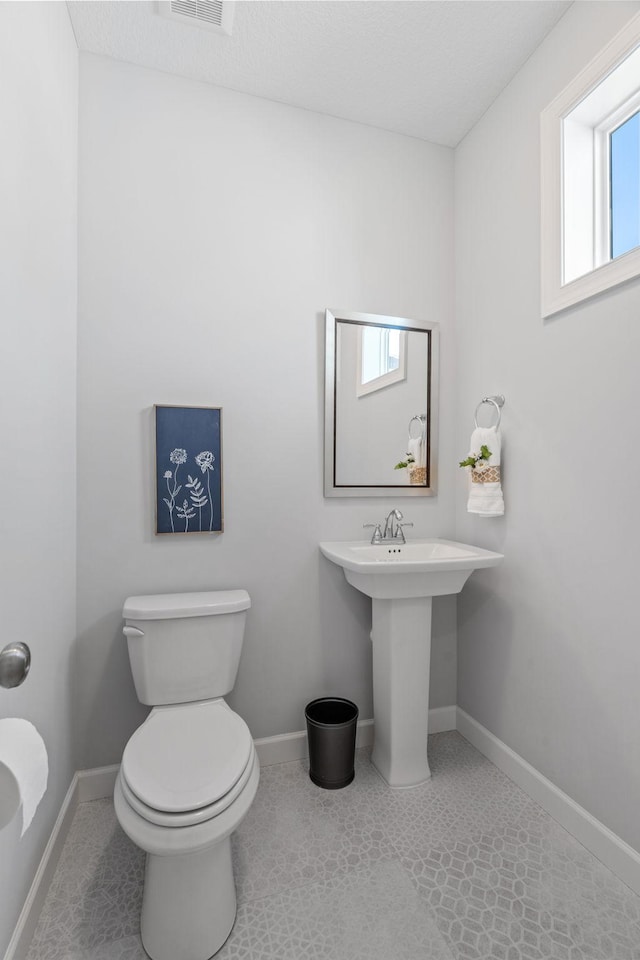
(123, 590, 250, 620)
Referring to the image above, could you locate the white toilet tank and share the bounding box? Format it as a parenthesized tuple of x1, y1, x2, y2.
(122, 591, 251, 706)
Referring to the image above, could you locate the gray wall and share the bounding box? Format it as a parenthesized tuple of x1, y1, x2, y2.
(455, 0, 640, 852)
(0, 3, 78, 954)
(76, 54, 457, 769)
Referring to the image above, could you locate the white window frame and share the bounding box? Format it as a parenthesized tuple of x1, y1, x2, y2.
(541, 13, 640, 318)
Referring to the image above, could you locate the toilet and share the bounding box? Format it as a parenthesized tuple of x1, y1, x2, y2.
(113, 590, 259, 960)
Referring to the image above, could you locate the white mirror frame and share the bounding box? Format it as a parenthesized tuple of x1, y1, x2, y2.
(324, 308, 439, 498)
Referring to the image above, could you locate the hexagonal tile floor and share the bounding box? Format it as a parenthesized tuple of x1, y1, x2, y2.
(25, 732, 640, 959)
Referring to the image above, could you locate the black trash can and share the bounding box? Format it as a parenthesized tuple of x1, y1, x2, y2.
(305, 697, 359, 789)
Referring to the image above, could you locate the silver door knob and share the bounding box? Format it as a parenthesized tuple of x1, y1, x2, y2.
(0, 642, 31, 689)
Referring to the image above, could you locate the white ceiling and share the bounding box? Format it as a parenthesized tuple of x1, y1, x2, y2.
(67, 0, 571, 147)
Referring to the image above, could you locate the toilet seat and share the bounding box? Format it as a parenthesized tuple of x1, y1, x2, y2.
(121, 700, 253, 826)
(120, 749, 255, 827)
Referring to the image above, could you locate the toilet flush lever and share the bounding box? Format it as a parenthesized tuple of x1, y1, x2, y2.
(123, 626, 145, 639)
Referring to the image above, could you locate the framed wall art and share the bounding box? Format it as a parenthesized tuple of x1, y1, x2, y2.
(155, 405, 223, 534)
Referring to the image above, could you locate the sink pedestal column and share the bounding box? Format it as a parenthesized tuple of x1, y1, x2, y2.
(370, 596, 432, 787)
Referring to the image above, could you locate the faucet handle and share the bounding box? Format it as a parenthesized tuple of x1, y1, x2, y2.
(395, 521, 413, 543)
(363, 523, 383, 544)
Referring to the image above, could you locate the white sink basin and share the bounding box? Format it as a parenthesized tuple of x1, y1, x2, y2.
(319, 538, 503, 599)
(320, 537, 503, 787)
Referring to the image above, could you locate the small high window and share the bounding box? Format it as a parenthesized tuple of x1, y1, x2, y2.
(541, 14, 640, 316)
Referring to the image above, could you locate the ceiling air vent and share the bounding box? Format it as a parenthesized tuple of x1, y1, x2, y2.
(157, 1, 235, 36)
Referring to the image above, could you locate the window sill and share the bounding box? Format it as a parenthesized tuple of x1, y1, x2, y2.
(542, 245, 640, 317)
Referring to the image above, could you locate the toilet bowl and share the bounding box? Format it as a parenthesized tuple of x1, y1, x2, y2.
(114, 703, 259, 960)
(114, 591, 259, 960)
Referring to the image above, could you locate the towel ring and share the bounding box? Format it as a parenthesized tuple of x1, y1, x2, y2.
(408, 414, 426, 439)
(474, 395, 504, 429)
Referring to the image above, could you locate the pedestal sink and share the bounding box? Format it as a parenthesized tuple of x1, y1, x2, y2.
(319, 539, 503, 787)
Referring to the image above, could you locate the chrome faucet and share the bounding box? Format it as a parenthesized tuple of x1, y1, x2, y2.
(364, 509, 413, 544)
(382, 508, 404, 541)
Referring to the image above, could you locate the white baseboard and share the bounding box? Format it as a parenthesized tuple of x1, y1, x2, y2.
(2, 774, 80, 960)
(77, 764, 120, 803)
(253, 718, 374, 766)
(456, 707, 640, 897)
(427, 704, 457, 734)
(254, 706, 457, 767)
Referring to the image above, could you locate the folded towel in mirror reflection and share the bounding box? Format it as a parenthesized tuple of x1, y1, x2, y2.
(467, 426, 504, 517)
(407, 436, 424, 468)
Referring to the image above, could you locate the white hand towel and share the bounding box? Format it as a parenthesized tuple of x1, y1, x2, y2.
(466, 426, 504, 517)
(407, 436, 424, 468)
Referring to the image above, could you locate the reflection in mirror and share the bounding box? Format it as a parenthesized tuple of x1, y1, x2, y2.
(324, 309, 439, 498)
(357, 326, 406, 397)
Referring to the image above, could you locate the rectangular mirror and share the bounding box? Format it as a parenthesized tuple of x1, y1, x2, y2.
(324, 308, 439, 497)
